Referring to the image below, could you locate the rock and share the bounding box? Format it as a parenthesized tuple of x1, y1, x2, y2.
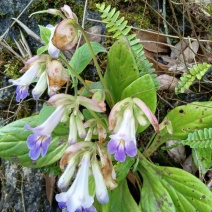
(0, 160, 51, 212)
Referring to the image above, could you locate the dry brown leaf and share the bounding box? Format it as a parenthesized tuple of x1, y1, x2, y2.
(179, 40, 199, 63)
(166, 140, 186, 163)
(134, 30, 169, 53)
(45, 173, 56, 206)
(170, 40, 189, 59)
(182, 154, 198, 174)
(144, 50, 170, 73)
(157, 74, 179, 91)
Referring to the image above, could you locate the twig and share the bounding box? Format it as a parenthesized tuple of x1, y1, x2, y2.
(86, 18, 212, 43)
(0, 40, 24, 63)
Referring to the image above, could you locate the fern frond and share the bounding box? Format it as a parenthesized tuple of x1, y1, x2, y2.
(181, 128, 212, 148)
(96, 3, 155, 79)
(175, 63, 211, 94)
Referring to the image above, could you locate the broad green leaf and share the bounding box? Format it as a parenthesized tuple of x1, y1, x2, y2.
(165, 101, 212, 139)
(69, 42, 107, 74)
(146, 101, 212, 157)
(192, 148, 212, 175)
(121, 74, 157, 133)
(110, 179, 140, 212)
(104, 37, 139, 105)
(115, 157, 135, 182)
(37, 45, 48, 55)
(138, 156, 212, 212)
(93, 179, 140, 212)
(39, 25, 51, 44)
(0, 116, 68, 168)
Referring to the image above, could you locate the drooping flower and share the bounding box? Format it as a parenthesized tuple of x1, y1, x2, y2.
(107, 108, 137, 162)
(56, 152, 95, 212)
(107, 97, 159, 162)
(46, 24, 60, 58)
(25, 105, 65, 160)
(9, 55, 69, 102)
(9, 60, 42, 102)
(91, 160, 109, 204)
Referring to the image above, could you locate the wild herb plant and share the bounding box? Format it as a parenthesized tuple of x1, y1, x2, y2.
(0, 4, 212, 212)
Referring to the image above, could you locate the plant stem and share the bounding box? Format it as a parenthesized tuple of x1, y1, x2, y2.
(88, 109, 107, 130)
(59, 56, 89, 91)
(76, 24, 107, 90)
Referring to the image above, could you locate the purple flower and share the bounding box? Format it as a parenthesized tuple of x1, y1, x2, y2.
(56, 152, 95, 212)
(25, 106, 65, 160)
(107, 108, 137, 162)
(9, 62, 40, 102)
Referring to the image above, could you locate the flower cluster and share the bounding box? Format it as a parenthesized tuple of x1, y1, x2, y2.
(25, 94, 106, 160)
(107, 97, 159, 162)
(11, 4, 161, 211)
(55, 142, 117, 212)
(9, 55, 69, 102)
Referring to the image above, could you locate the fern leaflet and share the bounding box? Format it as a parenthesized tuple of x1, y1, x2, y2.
(96, 3, 155, 77)
(181, 128, 212, 148)
(175, 62, 211, 94)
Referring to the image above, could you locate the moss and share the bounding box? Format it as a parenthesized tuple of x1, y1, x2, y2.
(88, 0, 155, 29)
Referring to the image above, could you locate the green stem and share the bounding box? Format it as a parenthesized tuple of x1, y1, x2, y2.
(143, 132, 168, 158)
(88, 109, 107, 130)
(76, 24, 107, 90)
(59, 56, 89, 91)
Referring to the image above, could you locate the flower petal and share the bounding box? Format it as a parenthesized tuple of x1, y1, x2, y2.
(107, 138, 119, 154)
(115, 144, 126, 162)
(125, 141, 137, 157)
(15, 85, 29, 102)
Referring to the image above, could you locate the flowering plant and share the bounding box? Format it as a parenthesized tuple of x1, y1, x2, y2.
(0, 3, 212, 212)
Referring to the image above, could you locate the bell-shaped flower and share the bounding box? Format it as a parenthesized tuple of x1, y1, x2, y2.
(91, 160, 109, 204)
(46, 24, 60, 58)
(107, 108, 137, 162)
(46, 59, 69, 96)
(52, 18, 78, 51)
(25, 105, 65, 160)
(68, 111, 86, 144)
(9, 62, 41, 102)
(32, 71, 48, 100)
(56, 152, 95, 212)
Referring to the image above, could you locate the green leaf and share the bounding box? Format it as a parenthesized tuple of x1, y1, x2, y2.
(37, 45, 48, 55)
(165, 101, 212, 139)
(104, 37, 139, 105)
(69, 42, 107, 74)
(192, 148, 212, 175)
(110, 179, 140, 212)
(115, 157, 135, 182)
(39, 25, 51, 44)
(138, 156, 212, 212)
(0, 116, 68, 168)
(121, 74, 157, 133)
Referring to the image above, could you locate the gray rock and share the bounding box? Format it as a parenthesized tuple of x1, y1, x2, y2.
(0, 160, 52, 212)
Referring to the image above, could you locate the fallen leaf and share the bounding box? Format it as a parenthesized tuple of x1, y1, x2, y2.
(134, 30, 169, 53)
(179, 40, 199, 63)
(170, 40, 189, 59)
(166, 140, 186, 163)
(182, 154, 198, 174)
(45, 173, 56, 206)
(157, 74, 179, 91)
